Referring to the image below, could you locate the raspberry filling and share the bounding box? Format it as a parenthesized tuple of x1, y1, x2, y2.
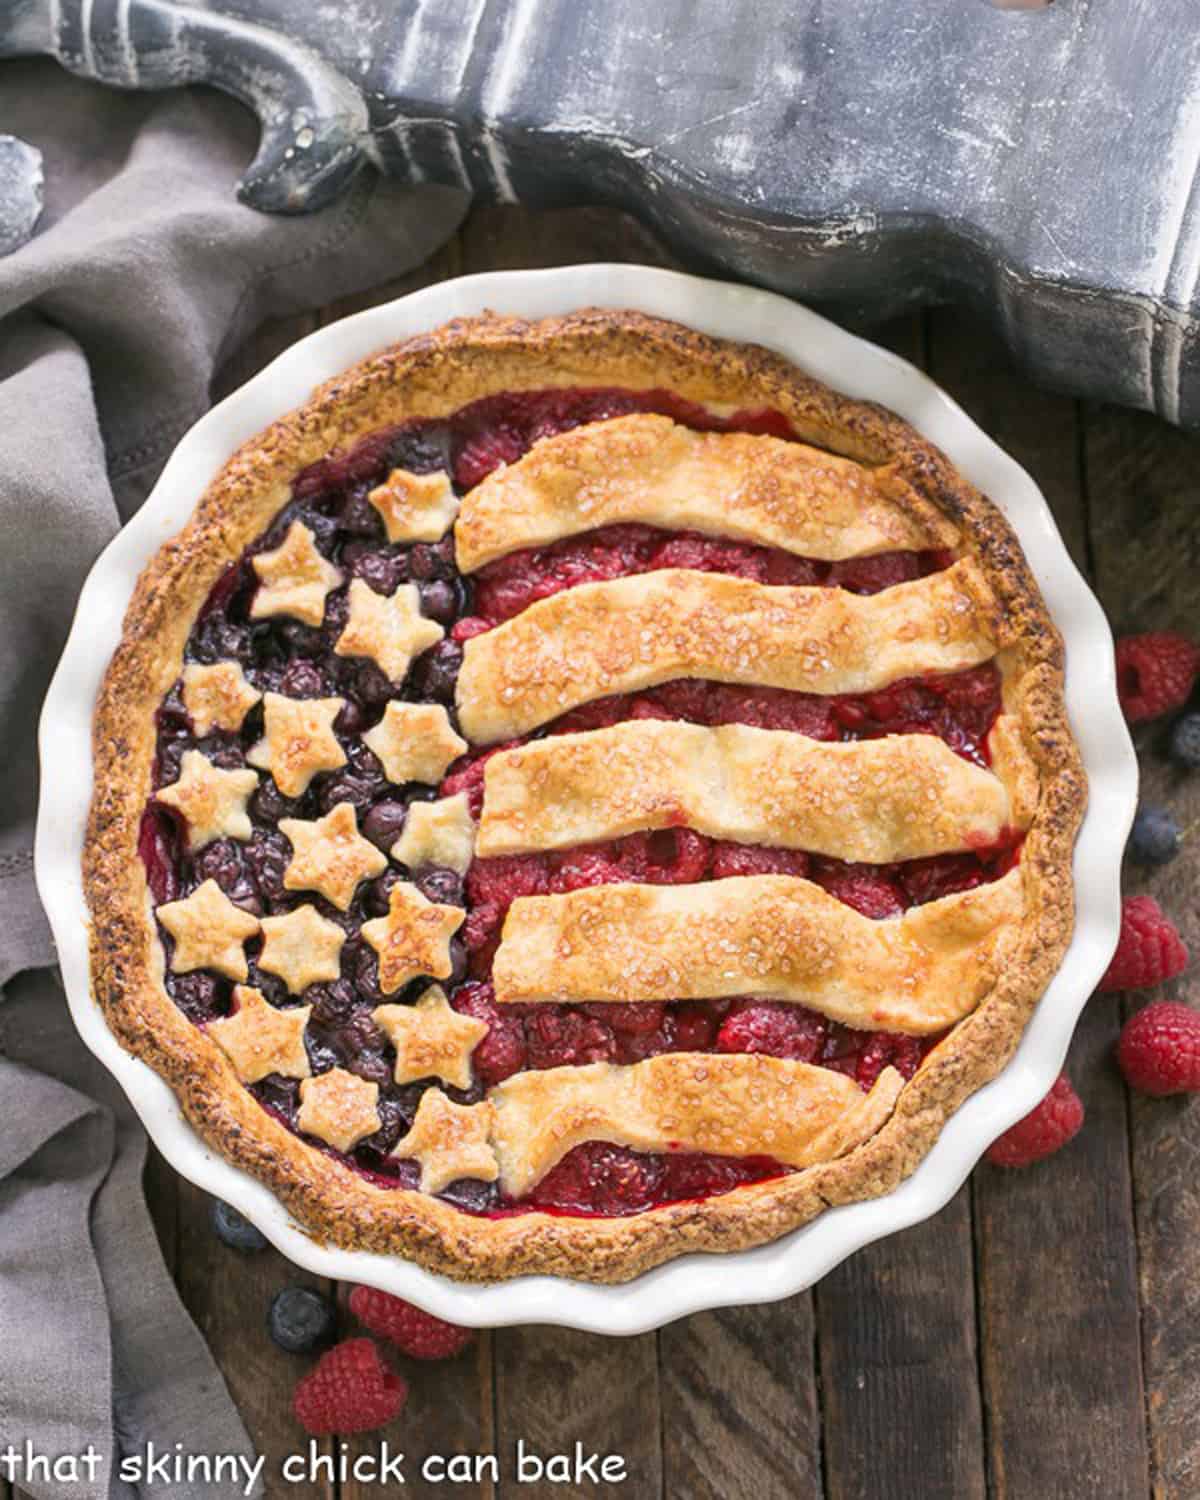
(463, 522, 952, 627)
(140, 385, 1012, 1220)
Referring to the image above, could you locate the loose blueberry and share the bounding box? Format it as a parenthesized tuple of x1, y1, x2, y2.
(366, 867, 408, 917)
(168, 970, 225, 1023)
(416, 866, 464, 906)
(251, 778, 297, 824)
(446, 936, 469, 986)
(308, 978, 358, 1026)
(211, 1199, 268, 1252)
(1129, 804, 1182, 866)
(363, 799, 408, 850)
(419, 580, 458, 626)
(268, 1286, 337, 1354)
(339, 487, 384, 537)
(278, 622, 325, 659)
(1169, 711, 1200, 770)
(408, 639, 462, 703)
(409, 537, 456, 582)
(354, 661, 395, 707)
(343, 543, 407, 595)
(280, 659, 327, 696)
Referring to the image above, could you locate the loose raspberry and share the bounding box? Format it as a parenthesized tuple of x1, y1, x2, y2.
(452, 426, 526, 489)
(1098, 896, 1189, 992)
(853, 1032, 924, 1089)
(763, 552, 825, 586)
(813, 861, 905, 919)
(648, 533, 770, 582)
(1117, 1002, 1200, 1095)
(670, 1002, 720, 1051)
(707, 683, 837, 738)
(649, 679, 712, 721)
(709, 841, 810, 880)
(466, 853, 549, 909)
(627, 697, 674, 721)
(716, 1000, 827, 1062)
(615, 1017, 679, 1065)
(898, 852, 986, 907)
(453, 982, 527, 1086)
(583, 1001, 666, 1036)
(348, 1287, 474, 1361)
(463, 901, 503, 960)
(618, 828, 710, 884)
(527, 1141, 664, 1215)
(525, 1007, 617, 1069)
(548, 846, 625, 891)
(827, 552, 922, 594)
(985, 1074, 1084, 1167)
(1115, 631, 1200, 722)
(450, 615, 492, 642)
(291, 1338, 406, 1435)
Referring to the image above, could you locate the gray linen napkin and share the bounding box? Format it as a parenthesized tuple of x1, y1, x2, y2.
(0, 58, 467, 1500)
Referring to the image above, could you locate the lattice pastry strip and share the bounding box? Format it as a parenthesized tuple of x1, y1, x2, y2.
(489, 1054, 904, 1198)
(478, 718, 1021, 862)
(455, 412, 955, 572)
(456, 561, 999, 743)
(493, 868, 1023, 1033)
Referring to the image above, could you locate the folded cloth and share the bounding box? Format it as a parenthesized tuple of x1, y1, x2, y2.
(0, 57, 467, 1500)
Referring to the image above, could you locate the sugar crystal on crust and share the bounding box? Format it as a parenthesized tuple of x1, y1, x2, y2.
(373, 984, 487, 1090)
(298, 1068, 381, 1152)
(360, 882, 465, 994)
(207, 984, 312, 1083)
(155, 750, 258, 851)
(181, 660, 261, 736)
(257, 904, 347, 994)
(390, 1089, 498, 1194)
(251, 520, 342, 627)
(280, 802, 387, 910)
(335, 578, 444, 684)
(247, 692, 347, 797)
(368, 466, 459, 543)
(156, 878, 260, 981)
(361, 702, 467, 785)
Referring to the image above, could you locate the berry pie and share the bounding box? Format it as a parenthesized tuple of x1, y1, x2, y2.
(84, 311, 1085, 1280)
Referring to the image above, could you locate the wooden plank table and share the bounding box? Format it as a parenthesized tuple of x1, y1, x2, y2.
(19, 203, 1200, 1500)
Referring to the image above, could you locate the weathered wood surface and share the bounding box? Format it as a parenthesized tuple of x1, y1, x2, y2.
(109, 206, 1200, 1500)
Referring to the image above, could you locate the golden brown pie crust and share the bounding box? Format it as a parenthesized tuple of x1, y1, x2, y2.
(84, 309, 1085, 1282)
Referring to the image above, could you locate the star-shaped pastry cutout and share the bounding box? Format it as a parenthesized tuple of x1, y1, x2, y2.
(367, 467, 459, 543)
(361, 702, 467, 786)
(155, 750, 259, 851)
(373, 985, 488, 1090)
(360, 882, 465, 994)
(181, 660, 262, 736)
(207, 984, 312, 1084)
(297, 1068, 381, 1152)
(246, 692, 347, 797)
(391, 1089, 498, 1195)
(279, 802, 388, 911)
(156, 879, 261, 980)
(334, 579, 443, 684)
(251, 520, 342, 627)
(257, 904, 347, 994)
(392, 793, 476, 875)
